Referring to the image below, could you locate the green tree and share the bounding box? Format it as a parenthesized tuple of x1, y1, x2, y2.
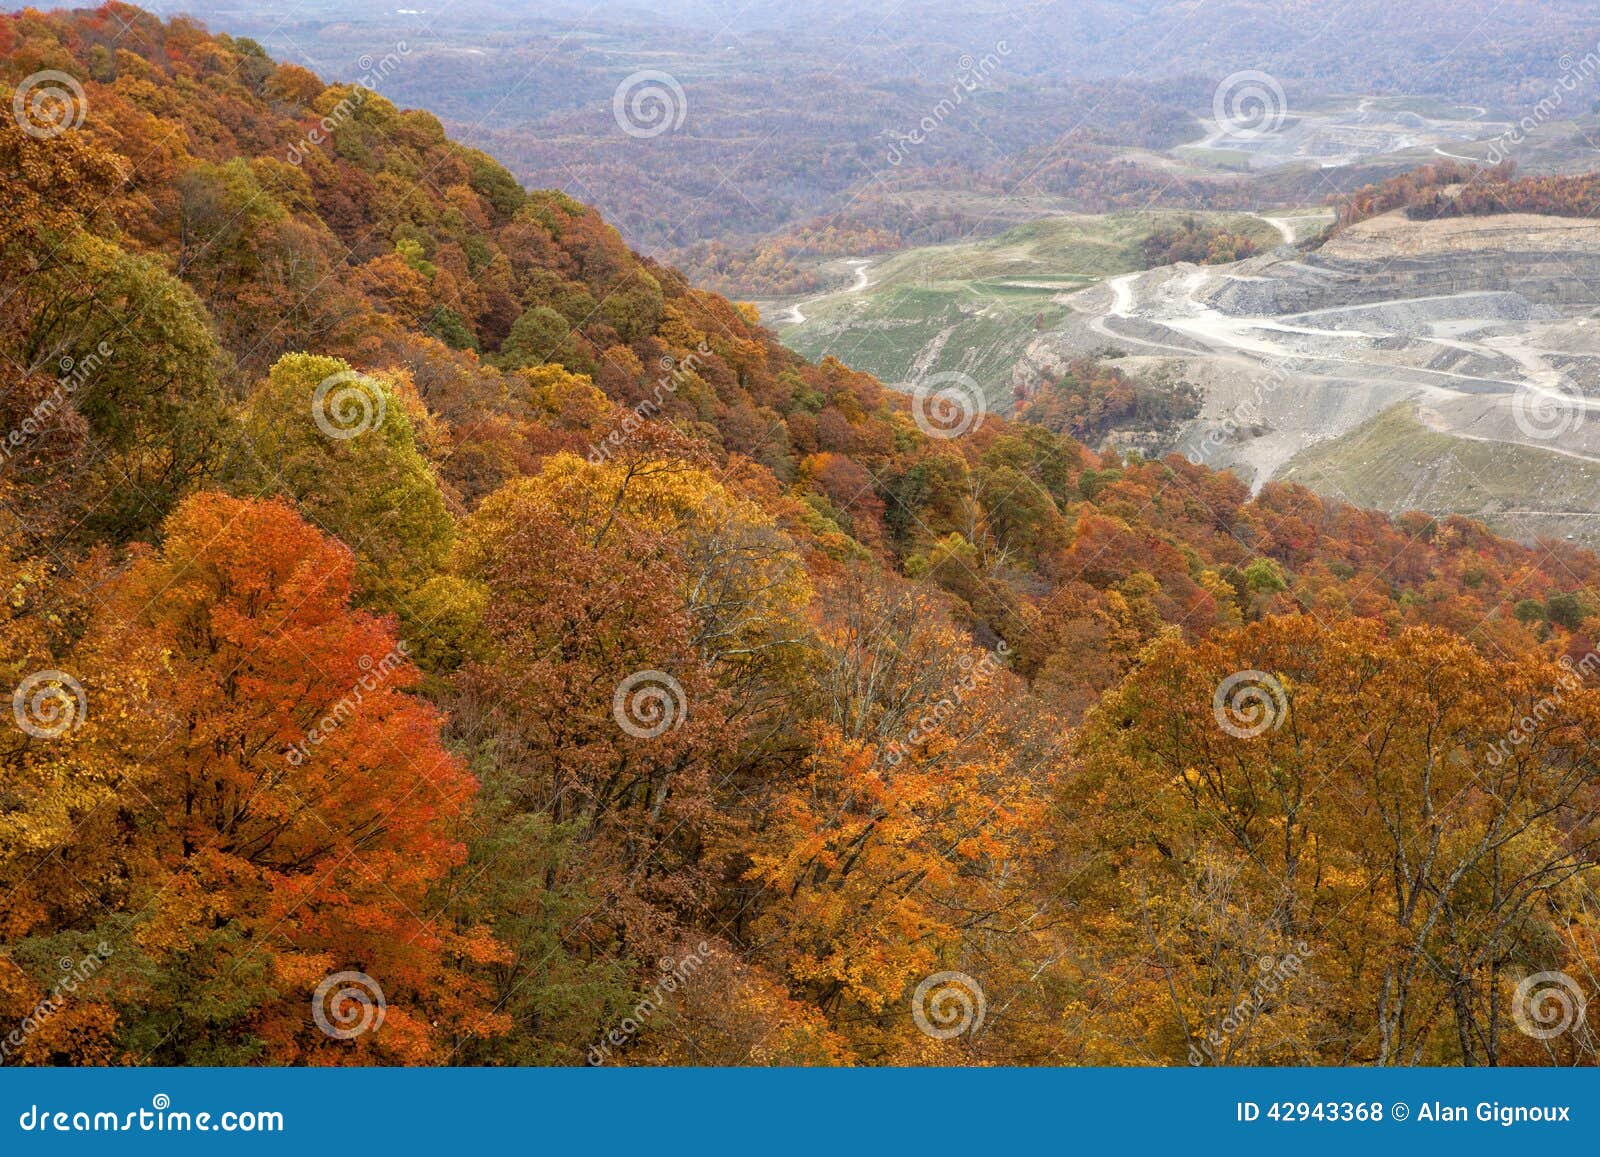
(237, 353, 465, 663)
(16, 232, 227, 540)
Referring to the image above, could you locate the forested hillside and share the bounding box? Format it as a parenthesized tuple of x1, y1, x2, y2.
(1335, 159, 1600, 229)
(3, 5, 1600, 1067)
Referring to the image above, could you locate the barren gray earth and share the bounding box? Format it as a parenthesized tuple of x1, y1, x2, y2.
(1026, 211, 1600, 547)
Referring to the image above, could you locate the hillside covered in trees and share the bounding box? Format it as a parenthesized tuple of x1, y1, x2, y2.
(4, 5, 1600, 1067)
(1334, 160, 1600, 231)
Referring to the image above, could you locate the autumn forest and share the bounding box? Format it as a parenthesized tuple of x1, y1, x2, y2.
(3, 4, 1600, 1071)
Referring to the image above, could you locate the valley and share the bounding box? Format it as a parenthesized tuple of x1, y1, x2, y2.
(764, 209, 1294, 401)
(1175, 95, 1507, 172)
(139, 0, 1600, 299)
